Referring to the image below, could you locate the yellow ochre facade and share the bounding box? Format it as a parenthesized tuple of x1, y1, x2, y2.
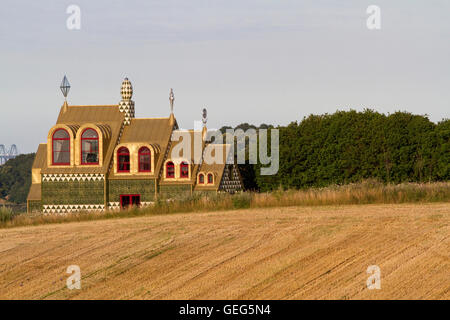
(27, 78, 243, 214)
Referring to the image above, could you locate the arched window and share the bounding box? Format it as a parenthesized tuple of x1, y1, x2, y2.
(180, 161, 189, 178)
(52, 129, 70, 165)
(117, 147, 130, 172)
(81, 128, 99, 164)
(138, 147, 151, 172)
(207, 173, 213, 184)
(198, 173, 205, 184)
(166, 161, 175, 178)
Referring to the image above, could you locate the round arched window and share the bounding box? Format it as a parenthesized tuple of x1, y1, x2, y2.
(207, 173, 213, 184)
(180, 162, 189, 178)
(117, 147, 130, 172)
(198, 173, 205, 184)
(52, 129, 70, 165)
(81, 128, 99, 164)
(166, 161, 175, 178)
(138, 147, 151, 172)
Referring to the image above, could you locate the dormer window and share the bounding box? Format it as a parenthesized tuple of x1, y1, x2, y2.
(138, 147, 151, 172)
(81, 128, 99, 165)
(52, 129, 70, 165)
(117, 147, 130, 172)
(180, 162, 189, 178)
(166, 161, 175, 178)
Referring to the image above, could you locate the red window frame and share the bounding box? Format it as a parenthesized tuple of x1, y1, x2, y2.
(198, 173, 205, 184)
(120, 194, 141, 209)
(81, 128, 99, 165)
(166, 161, 175, 178)
(180, 161, 189, 178)
(207, 173, 213, 184)
(52, 128, 70, 165)
(117, 147, 130, 173)
(138, 147, 151, 172)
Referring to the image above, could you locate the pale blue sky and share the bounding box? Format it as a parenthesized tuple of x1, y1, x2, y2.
(0, 0, 449, 153)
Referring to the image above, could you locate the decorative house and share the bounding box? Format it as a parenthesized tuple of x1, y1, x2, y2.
(27, 77, 243, 213)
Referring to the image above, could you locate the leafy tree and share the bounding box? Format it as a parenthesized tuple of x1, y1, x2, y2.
(0, 153, 35, 203)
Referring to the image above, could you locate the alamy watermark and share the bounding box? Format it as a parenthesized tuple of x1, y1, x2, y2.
(366, 265, 381, 290)
(170, 122, 279, 175)
(66, 265, 81, 290)
(66, 5, 380, 32)
(366, 5, 381, 30)
(66, 5, 81, 30)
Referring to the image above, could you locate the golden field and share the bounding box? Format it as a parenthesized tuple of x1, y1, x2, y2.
(0, 203, 449, 300)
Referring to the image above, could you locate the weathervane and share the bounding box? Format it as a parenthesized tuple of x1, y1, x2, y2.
(60, 75, 70, 102)
(202, 108, 208, 127)
(169, 88, 175, 114)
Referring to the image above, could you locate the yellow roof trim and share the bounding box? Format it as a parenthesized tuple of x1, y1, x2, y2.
(66, 104, 118, 107)
(131, 117, 171, 120)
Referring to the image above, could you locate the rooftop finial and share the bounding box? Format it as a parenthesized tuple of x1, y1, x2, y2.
(119, 77, 135, 125)
(60, 75, 70, 102)
(169, 88, 175, 114)
(202, 108, 208, 127)
(120, 77, 133, 100)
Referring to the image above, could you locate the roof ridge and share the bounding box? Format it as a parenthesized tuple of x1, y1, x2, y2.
(67, 105, 119, 107)
(132, 117, 171, 120)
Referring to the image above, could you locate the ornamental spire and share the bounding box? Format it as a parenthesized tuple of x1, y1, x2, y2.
(169, 88, 174, 114)
(118, 77, 135, 125)
(120, 77, 133, 100)
(60, 75, 70, 102)
(202, 108, 208, 127)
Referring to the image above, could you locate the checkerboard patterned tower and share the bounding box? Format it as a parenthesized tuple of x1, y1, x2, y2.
(119, 77, 135, 125)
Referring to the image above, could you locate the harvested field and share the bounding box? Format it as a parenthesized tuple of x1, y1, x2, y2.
(0, 203, 448, 299)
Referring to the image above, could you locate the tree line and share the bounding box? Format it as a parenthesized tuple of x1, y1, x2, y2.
(227, 110, 449, 192)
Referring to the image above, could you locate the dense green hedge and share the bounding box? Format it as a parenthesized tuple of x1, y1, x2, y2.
(254, 110, 449, 191)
